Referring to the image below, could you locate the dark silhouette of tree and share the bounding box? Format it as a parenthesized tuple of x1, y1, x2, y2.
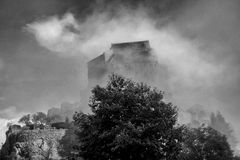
(179, 126, 234, 160)
(233, 156, 240, 160)
(18, 114, 31, 126)
(19, 112, 48, 129)
(73, 74, 183, 160)
(32, 112, 47, 125)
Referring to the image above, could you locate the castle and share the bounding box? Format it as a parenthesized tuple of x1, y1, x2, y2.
(88, 40, 166, 87)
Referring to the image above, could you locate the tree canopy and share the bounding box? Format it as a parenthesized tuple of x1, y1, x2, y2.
(18, 114, 31, 126)
(74, 74, 183, 160)
(32, 112, 47, 125)
(18, 112, 49, 128)
(179, 126, 234, 160)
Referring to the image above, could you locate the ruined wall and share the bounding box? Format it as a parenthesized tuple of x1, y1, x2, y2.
(1, 129, 66, 160)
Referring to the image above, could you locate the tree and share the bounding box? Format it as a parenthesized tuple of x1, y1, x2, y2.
(18, 114, 31, 126)
(74, 74, 183, 160)
(179, 126, 234, 160)
(233, 156, 240, 160)
(32, 112, 47, 126)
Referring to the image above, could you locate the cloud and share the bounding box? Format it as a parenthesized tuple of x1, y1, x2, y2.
(25, 0, 240, 151)
(27, 9, 221, 90)
(0, 106, 22, 119)
(26, 13, 80, 56)
(25, 8, 224, 113)
(0, 58, 4, 70)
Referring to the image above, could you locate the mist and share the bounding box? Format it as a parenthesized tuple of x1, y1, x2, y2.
(0, 0, 240, 152)
(26, 1, 236, 111)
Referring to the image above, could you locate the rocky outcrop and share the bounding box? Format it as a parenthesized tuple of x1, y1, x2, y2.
(1, 128, 66, 160)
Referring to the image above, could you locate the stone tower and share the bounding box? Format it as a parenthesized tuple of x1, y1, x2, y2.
(87, 40, 164, 87)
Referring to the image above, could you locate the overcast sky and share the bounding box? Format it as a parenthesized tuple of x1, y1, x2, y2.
(0, 0, 240, 148)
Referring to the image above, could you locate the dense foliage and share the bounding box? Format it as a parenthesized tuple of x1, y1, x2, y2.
(18, 112, 64, 129)
(19, 112, 48, 126)
(179, 126, 234, 160)
(74, 74, 183, 160)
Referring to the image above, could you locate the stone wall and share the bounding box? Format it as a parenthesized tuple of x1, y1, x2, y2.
(1, 129, 66, 160)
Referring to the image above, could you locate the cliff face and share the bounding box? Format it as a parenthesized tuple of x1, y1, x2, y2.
(1, 128, 66, 160)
